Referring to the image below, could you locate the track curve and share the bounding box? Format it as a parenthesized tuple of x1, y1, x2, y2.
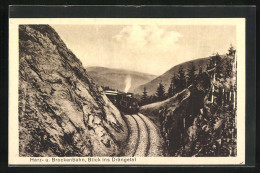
(122, 115, 140, 156)
(122, 113, 164, 157)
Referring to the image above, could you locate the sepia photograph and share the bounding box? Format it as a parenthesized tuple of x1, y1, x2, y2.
(9, 18, 245, 165)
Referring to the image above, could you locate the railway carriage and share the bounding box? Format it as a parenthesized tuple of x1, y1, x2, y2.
(105, 90, 139, 114)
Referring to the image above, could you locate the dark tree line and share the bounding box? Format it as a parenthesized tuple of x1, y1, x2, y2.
(167, 62, 197, 98)
(207, 45, 236, 109)
(140, 62, 199, 105)
(159, 45, 237, 157)
(139, 85, 165, 106)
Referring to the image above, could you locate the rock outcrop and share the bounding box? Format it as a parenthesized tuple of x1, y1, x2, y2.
(18, 25, 128, 157)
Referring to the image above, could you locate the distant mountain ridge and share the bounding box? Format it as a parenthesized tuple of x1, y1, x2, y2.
(133, 57, 211, 95)
(86, 66, 156, 92)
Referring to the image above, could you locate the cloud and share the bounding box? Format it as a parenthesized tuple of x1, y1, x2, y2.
(113, 25, 183, 53)
(52, 24, 235, 75)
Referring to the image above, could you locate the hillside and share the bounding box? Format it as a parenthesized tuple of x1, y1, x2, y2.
(133, 57, 210, 95)
(86, 66, 156, 92)
(18, 25, 128, 157)
(140, 50, 237, 156)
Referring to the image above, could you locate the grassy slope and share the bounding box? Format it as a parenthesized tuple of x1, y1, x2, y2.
(139, 88, 191, 127)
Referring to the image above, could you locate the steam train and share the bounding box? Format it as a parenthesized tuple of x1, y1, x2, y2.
(105, 90, 139, 114)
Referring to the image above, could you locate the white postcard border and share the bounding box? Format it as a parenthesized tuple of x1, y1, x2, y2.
(9, 18, 245, 165)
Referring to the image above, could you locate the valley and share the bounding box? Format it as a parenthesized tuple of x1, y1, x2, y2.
(18, 24, 237, 158)
(86, 66, 156, 93)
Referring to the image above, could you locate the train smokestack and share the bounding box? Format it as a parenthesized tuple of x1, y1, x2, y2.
(124, 75, 132, 93)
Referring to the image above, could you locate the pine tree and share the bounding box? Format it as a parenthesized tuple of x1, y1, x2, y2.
(142, 87, 148, 102)
(172, 73, 178, 90)
(199, 65, 202, 75)
(227, 44, 236, 56)
(168, 82, 174, 98)
(212, 53, 222, 80)
(156, 82, 165, 101)
(225, 59, 233, 79)
(229, 45, 237, 110)
(212, 52, 221, 66)
(207, 57, 214, 71)
(168, 73, 177, 97)
(176, 65, 186, 92)
(187, 62, 196, 86)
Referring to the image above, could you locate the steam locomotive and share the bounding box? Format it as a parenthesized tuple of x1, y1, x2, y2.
(105, 90, 139, 114)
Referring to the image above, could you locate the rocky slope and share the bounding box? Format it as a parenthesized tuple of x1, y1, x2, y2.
(86, 66, 156, 92)
(18, 25, 128, 157)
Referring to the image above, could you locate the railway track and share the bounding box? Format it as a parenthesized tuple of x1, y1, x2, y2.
(122, 113, 164, 157)
(121, 115, 140, 156)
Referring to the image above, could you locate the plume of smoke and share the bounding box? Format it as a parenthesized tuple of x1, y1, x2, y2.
(124, 75, 132, 93)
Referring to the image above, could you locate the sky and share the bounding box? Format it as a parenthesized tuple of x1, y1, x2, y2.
(51, 24, 236, 75)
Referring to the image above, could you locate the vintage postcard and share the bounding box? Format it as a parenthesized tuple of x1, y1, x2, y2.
(9, 18, 245, 165)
